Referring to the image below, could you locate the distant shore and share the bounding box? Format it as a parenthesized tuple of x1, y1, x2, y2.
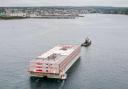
(0, 6, 127, 20)
(0, 15, 84, 20)
(0, 16, 26, 19)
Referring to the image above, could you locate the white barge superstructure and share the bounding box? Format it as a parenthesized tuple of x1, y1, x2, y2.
(28, 44, 81, 79)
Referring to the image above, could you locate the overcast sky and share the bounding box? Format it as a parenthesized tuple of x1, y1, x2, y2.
(1, 0, 128, 7)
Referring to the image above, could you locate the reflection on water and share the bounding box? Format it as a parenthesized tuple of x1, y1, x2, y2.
(29, 59, 81, 89)
(30, 78, 63, 89)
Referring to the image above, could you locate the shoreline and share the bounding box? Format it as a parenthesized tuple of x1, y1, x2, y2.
(0, 15, 84, 20)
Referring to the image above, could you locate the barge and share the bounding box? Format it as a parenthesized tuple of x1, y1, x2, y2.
(28, 44, 81, 79)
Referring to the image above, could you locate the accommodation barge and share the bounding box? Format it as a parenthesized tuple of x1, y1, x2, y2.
(28, 44, 81, 79)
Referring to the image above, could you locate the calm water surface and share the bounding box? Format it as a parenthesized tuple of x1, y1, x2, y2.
(0, 14, 128, 89)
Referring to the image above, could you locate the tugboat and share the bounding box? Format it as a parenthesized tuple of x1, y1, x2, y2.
(81, 37, 91, 47)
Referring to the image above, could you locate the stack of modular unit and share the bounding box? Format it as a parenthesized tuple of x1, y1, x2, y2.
(28, 44, 81, 79)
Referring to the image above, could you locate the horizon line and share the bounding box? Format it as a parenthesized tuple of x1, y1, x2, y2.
(0, 5, 128, 8)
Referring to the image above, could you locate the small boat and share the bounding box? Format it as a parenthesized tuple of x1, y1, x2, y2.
(81, 38, 91, 47)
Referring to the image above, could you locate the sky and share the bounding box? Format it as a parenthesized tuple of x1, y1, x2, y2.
(0, 0, 128, 7)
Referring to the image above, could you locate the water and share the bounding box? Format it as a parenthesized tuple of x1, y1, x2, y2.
(0, 14, 128, 89)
